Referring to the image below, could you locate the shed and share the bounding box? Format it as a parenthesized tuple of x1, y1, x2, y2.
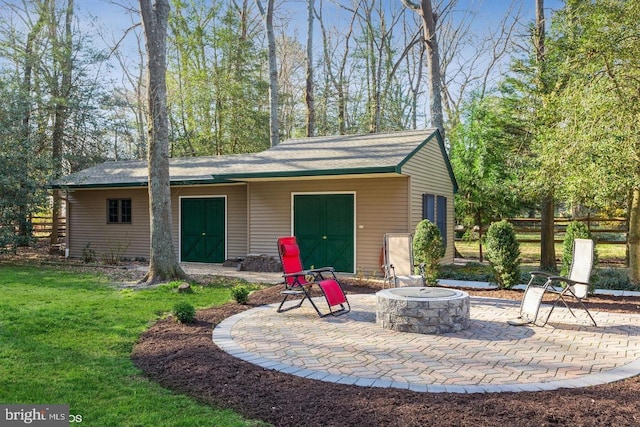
(51, 129, 457, 275)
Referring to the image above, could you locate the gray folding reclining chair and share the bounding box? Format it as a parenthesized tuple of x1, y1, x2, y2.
(382, 233, 424, 288)
(510, 238, 597, 327)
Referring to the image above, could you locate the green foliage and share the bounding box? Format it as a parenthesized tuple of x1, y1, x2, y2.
(172, 301, 196, 323)
(439, 262, 496, 282)
(413, 219, 446, 285)
(0, 77, 49, 250)
(231, 284, 250, 304)
(561, 222, 596, 276)
(592, 268, 639, 292)
(485, 220, 521, 289)
(167, 1, 270, 156)
(450, 94, 525, 232)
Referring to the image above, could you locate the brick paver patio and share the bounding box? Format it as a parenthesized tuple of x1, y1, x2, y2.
(213, 294, 640, 393)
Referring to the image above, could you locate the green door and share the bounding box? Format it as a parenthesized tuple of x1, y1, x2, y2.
(181, 198, 225, 263)
(293, 194, 354, 273)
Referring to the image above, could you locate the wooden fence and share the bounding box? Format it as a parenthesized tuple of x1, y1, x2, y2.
(30, 216, 66, 238)
(506, 216, 627, 244)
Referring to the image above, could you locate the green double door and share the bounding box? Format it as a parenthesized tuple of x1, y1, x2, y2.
(181, 198, 225, 263)
(293, 194, 354, 273)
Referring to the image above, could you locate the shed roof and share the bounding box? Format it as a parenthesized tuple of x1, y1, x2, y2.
(52, 129, 455, 190)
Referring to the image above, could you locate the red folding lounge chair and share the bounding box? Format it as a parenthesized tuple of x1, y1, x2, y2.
(276, 236, 350, 317)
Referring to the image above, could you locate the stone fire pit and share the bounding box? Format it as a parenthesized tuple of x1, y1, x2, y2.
(376, 287, 470, 334)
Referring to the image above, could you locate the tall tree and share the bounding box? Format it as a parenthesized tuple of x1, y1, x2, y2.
(540, 0, 640, 281)
(450, 94, 523, 261)
(139, 0, 187, 285)
(48, 0, 74, 247)
(305, 0, 315, 136)
(401, 0, 445, 139)
(16, 1, 47, 245)
(534, 0, 557, 271)
(254, 0, 279, 146)
(315, 0, 358, 135)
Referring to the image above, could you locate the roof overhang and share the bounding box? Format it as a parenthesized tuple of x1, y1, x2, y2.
(51, 168, 406, 190)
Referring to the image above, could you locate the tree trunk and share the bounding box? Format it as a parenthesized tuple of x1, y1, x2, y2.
(139, 0, 187, 285)
(49, 0, 74, 248)
(628, 188, 640, 283)
(255, 0, 279, 146)
(539, 194, 556, 271)
(316, 1, 356, 135)
(476, 213, 484, 263)
(535, 0, 556, 271)
(305, 0, 315, 137)
(20, 7, 46, 246)
(401, 0, 445, 139)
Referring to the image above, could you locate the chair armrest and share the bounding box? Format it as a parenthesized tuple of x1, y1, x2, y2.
(382, 263, 396, 276)
(283, 271, 310, 278)
(308, 266, 337, 281)
(308, 266, 335, 273)
(546, 276, 588, 287)
(529, 270, 554, 278)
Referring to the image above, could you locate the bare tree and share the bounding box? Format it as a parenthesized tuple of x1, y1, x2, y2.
(48, 0, 74, 247)
(16, 2, 48, 245)
(108, 15, 148, 160)
(139, 0, 187, 285)
(305, 0, 315, 136)
(438, 1, 522, 129)
(254, 0, 279, 146)
(315, 0, 358, 135)
(401, 0, 444, 139)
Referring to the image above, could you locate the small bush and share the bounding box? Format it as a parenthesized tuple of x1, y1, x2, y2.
(81, 242, 96, 263)
(561, 221, 597, 276)
(101, 239, 130, 266)
(485, 220, 521, 289)
(592, 268, 639, 291)
(231, 285, 250, 304)
(172, 301, 195, 323)
(439, 262, 495, 282)
(413, 219, 446, 286)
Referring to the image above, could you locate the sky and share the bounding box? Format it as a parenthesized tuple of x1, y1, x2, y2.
(75, 0, 566, 50)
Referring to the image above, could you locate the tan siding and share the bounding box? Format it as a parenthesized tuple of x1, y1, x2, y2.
(67, 184, 247, 262)
(402, 139, 456, 263)
(248, 177, 408, 275)
(67, 188, 150, 260)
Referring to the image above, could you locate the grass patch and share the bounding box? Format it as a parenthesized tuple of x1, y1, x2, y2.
(455, 240, 627, 265)
(0, 265, 264, 426)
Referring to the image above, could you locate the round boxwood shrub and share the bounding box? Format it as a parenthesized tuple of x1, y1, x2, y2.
(413, 219, 446, 286)
(172, 301, 196, 323)
(561, 221, 596, 276)
(231, 284, 251, 305)
(485, 220, 520, 289)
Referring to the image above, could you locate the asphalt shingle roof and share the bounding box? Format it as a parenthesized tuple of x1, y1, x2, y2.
(52, 129, 440, 188)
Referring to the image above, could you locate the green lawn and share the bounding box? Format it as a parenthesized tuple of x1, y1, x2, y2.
(455, 240, 627, 265)
(0, 265, 263, 426)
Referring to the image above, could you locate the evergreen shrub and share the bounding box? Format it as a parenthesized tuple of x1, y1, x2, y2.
(485, 220, 520, 289)
(413, 219, 446, 286)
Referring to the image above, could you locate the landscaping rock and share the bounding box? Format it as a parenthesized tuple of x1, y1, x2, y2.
(177, 282, 192, 293)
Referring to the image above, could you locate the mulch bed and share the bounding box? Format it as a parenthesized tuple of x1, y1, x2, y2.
(131, 280, 640, 427)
